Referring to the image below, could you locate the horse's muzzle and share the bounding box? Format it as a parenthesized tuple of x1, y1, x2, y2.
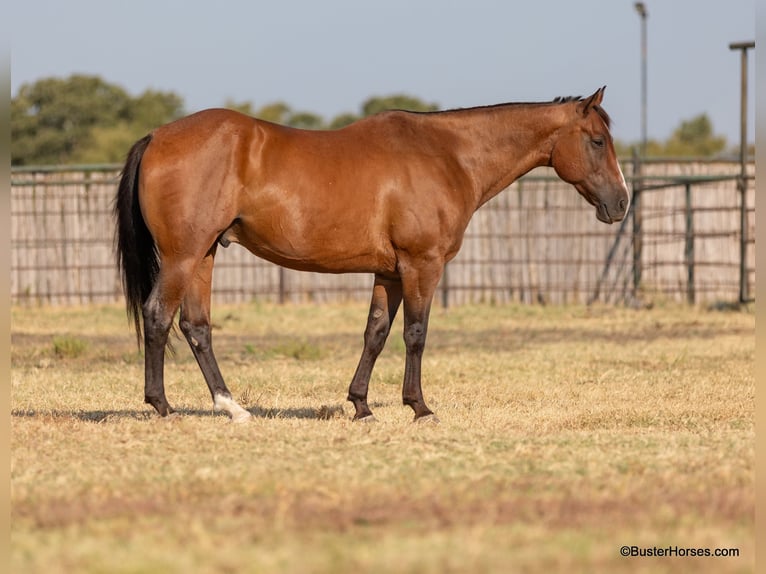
(596, 197, 629, 224)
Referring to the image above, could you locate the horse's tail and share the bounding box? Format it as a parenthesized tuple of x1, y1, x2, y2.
(114, 134, 156, 348)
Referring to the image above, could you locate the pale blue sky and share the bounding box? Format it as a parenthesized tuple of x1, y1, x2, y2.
(10, 0, 756, 146)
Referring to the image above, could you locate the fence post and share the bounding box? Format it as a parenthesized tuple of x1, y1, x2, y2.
(588, 213, 631, 305)
(739, 179, 749, 303)
(631, 149, 643, 299)
(440, 263, 450, 308)
(684, 182, 695, 305)
(278, 266, 286, 304)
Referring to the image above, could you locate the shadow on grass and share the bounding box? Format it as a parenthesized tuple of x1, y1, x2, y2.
(10, 402, 377, 423)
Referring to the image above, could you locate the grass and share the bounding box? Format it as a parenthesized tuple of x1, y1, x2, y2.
(10, 301, 755, 573)
(52, 335, 88, 359)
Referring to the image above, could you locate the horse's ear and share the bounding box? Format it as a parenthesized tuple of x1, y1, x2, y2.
(579, 86, 606, 115)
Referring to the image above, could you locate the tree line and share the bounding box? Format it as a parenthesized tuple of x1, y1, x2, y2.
(11, 74, 735, 166)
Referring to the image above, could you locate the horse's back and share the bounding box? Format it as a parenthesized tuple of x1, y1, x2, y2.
(143, 107, 450, 178)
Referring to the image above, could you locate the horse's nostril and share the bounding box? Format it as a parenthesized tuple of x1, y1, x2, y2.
(619, 198, 627, 211)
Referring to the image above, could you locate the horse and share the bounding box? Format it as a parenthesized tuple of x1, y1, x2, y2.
(114, 86, 629, 423)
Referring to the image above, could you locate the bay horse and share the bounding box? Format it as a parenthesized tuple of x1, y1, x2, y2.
(115, 86, 629, 423)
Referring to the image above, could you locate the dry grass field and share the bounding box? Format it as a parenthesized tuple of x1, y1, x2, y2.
(10, 301, 754, 573)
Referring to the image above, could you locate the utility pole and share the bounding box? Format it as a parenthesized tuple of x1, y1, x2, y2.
(632, 2, 648, 300)
(635, 2, 648, 157)
(729, 41, 754, 303)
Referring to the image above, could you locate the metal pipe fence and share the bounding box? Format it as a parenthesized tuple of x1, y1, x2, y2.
(10, 159, 754, 307)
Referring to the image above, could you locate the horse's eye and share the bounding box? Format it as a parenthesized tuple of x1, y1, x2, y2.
(591, 137, 605, 148)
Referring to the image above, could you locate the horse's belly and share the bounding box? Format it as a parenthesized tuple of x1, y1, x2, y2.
(227, 225, 397, 275)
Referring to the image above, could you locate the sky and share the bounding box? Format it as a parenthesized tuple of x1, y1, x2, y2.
(9, 0, 757, 146)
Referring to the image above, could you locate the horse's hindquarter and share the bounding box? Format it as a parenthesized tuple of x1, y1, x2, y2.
(139, 110, 259, 262)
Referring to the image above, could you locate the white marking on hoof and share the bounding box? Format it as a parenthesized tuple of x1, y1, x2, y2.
(214, 394, 252, 423)
(415, 413, 440, 425)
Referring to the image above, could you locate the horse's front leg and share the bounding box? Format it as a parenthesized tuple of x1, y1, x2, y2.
(347, 275, 402, 420)
(399, 257, 443, 422)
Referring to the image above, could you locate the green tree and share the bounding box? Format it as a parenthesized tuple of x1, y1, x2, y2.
(616, 113, 729, 159)
(224, 94, 439, 131)
(11, 75, 184, 165)
(225, 99, 317, 129)
(286, 111, 325, 130)
(328, 113, 359, 129)
(12, 75, 131, 165)
(223, 98, 256, 116)
(663, 114, 727, 157)
(74, 90, 184, 163)
(255, 102, 292, 124)
(360, 94, 439, 116)
(324, 94, 438, 130)
(129, 90, 184, 130)
(11, 81, 444, 165)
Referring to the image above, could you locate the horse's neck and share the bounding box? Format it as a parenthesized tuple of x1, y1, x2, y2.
(445, 103, 569, 209)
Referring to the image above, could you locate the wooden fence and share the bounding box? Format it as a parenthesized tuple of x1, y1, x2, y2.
(10, 160, 754, 307)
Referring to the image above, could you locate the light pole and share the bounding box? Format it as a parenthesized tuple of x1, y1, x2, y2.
(634, 2, 648, 157)
(632, 2, 648, 299)
(729, 41, 754, 303)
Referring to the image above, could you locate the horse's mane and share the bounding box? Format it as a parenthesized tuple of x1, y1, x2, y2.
(551, 96, 581, 103)
(553, 95, 611, 128)
(402, 95, 611, 128)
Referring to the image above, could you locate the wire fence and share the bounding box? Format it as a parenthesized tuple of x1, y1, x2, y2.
(10, 159, 754, 307)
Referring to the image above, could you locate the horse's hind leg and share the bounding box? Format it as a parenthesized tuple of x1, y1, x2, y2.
(347, 275, 403, 420)
(143, 261, 194, 417)
(179, 249, 251, 423)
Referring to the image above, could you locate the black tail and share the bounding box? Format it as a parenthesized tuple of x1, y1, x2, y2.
(114, 134, 156, 347)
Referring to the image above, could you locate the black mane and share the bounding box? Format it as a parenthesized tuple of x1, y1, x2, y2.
(402, 95, 611, 128)
(552, 96, 580, 104)
(553, 95, 611, 127)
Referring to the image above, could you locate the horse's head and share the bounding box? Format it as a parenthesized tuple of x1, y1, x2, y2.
(549, 87, 630, 224)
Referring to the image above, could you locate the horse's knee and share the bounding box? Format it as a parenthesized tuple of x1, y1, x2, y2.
(178, 317, 193, 337)
(364, 309, 391, 353)
(179, 319, 211, 351)
(403, 322, 426, 354)
(143, 299, 174, 343)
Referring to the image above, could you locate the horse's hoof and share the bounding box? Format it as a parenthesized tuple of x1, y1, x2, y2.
(414, 413, 440, 425)
(230, 411, 253, 424)
(354, 414, 377, 423)
(214, 394, 252, 423)
(157, 411, 180, 422)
